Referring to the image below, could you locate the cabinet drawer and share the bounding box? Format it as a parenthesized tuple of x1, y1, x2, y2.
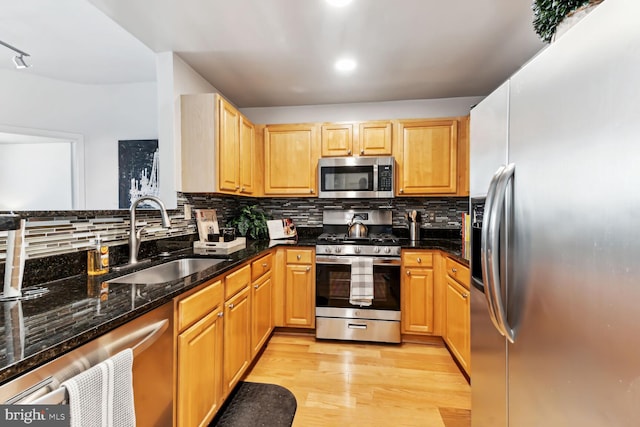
(225, 265, 251, 299)
(177, 279, 223, 332)
(446, 257, 470, 289)
(286, 249, 314, 264)
(251, 253, 273, 282)
(402, 251, 434, 267)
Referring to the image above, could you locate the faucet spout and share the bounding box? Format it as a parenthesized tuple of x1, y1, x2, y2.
(129, 196, 171, 265)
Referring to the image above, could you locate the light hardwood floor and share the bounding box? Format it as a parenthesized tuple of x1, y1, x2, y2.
(244, 333, 471, 427)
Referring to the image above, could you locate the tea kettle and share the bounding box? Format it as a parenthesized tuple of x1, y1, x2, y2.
(347, 214, 368, 238)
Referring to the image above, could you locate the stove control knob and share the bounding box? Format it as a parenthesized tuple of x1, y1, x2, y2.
(335, 247, 341, 253)
(354, 246, 361, 254)
(325, 247, 332, 253)
(374, 247, 380, 253)
(384, 247, 391, 254)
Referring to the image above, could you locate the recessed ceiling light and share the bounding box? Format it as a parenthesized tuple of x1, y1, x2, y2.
(326, 0, 353, 7)
(334, 58, 357, 73)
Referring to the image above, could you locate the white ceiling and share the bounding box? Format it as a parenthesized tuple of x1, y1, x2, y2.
(0, 0, 156, 84)
(2, 0, 545, 108)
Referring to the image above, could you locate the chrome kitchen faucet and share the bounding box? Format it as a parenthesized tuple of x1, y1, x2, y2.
(128, 196, 172, 265)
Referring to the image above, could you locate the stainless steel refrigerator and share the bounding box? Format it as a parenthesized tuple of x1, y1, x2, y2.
(469, 1, 640, 426)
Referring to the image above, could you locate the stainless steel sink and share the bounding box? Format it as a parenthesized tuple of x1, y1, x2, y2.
(108, 258, 228, 285)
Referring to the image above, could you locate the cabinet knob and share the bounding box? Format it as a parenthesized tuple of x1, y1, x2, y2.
(218, 312, 223, 317)
(462, 293, 469, 299)
(262, 263, 268, 267)
(241, 187, 246, 191)
(399, 188, 404, 193)
(306, 266, 311, 271)
(310, 188, 314, 194)
(228, 303, 234, 309)
(254, 284, 259, 289)
(360, 149, 365, 155)
(235, 186, 240, 190)
(347, 149, 352, 155)
(297, 254, 301, 260)
(417, 257, 421, 263)
(452, 267, 457, 273)
(406, 270, 411, 276)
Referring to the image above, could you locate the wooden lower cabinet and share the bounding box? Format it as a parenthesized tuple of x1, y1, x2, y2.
(251, 273, 273, 357)
(174, 254, 277, 426)
(401, 251, 435, 334)
(284, 248, 315, 328)
(444, 256, 471, 374)
(177, 307, 224, 427)
(175, 279, 224, 427)
(223, 270, 252, 394)
(445, 276, 471, 373)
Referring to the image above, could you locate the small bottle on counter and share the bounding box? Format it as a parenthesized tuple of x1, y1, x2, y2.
(87, 234, 109, 276)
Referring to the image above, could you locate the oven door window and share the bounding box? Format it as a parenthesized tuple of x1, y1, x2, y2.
(320, 165, 373, 192)
(316, 263, 400, 310)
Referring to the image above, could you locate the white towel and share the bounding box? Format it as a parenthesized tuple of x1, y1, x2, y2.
(61, 349, 136, 427)
(350, 258, 374, 306)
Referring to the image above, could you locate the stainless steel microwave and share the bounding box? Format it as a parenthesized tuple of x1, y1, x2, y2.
(318, 156, 394, 198)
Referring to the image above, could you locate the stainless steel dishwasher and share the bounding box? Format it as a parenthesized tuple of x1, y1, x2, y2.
(0, 301, 174, 427)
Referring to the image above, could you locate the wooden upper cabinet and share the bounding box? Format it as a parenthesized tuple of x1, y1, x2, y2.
(395, 118, 458, 195)
(218, 96, 240, 193)
(239, 115, 255, 195)
(180, 93, 255, 195)
(456, 115, 470, 197)
(264, 123, 320, 196)
(358, 121, 392, 156)
(321, 123, 353, 157)
(320, 121, 392, 157)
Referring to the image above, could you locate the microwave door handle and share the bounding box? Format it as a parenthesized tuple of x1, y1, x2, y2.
(486, 163, 516, 343)
(481, 165, 504, 331)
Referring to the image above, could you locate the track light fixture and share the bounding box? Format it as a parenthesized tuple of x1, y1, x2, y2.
(0, 40, 31, 69)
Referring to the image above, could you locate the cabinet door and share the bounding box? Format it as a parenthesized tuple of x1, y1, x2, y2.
(401, 267, 434, 334)
(264, 124, 319, 196)
(396, 119, 458, 195)
(239, 115, 255, 195)
(456, 115, 470, 196)
(180, 93, 217, 192)
(223, 286, 251, 394)
(251, 274, 273, 357)
(218, 96, 240, 193)
(358, 120, 392, 156)
(321, 123, 353, 157)
(445, 276, 471, 374)
(177, 307, 224, 427)
(284, 264, 315, 327)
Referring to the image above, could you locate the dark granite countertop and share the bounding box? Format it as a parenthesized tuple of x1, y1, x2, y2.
(0, 235, 465, 385)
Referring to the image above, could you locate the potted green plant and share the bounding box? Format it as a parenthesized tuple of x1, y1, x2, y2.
(228, 205, 270, 240)
(533, 0, 603, 43)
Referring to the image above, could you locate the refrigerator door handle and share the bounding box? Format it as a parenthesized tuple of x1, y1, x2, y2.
(487, 163, 516, 343)
(481, 165, 504, 329)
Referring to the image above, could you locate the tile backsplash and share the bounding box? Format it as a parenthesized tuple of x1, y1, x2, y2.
(184, 194, 469, 230)
(0, 193, 468, 263)
(0, 201, 195, 262)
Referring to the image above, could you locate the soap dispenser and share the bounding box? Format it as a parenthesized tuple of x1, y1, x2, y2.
(88, 234, 109, 276)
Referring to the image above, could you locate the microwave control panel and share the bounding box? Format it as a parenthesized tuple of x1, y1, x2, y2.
(378, 164, 393, 191)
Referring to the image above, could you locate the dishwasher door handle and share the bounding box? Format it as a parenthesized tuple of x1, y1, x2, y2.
(7, 319, 169, 405)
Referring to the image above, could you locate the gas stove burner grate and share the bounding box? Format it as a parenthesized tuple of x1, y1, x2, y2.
(317, 232, 400, 246)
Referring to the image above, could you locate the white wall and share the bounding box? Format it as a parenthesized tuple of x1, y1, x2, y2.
(239, 96, 482, 124)
(0, 69, 157, 210)
(156, 52, 221, 207)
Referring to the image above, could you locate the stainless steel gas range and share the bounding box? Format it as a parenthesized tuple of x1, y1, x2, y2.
(315, 210, 401, 344)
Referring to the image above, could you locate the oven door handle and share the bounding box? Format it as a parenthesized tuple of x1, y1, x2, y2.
(315, 256, 401, 266)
